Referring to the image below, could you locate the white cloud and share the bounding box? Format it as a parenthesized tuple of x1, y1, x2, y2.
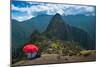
(11, 2, 95, 21)
(12, 14, 34, 21)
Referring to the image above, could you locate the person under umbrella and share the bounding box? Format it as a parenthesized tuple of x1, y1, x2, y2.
(23, 43, 39, 59)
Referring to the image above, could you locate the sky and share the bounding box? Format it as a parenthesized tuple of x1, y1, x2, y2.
(11, 1, 96, 21)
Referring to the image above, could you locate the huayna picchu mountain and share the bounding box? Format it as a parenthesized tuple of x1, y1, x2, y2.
(45, 13, 95, 49)
(45, 13, 71, 40)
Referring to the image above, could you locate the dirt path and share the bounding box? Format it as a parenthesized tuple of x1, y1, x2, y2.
(12, 54, 96, 66)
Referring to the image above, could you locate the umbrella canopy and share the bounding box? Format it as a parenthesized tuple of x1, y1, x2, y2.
(23, 43, 39, 54)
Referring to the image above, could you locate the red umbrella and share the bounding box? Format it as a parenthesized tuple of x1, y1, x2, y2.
(23, 43, 39, 54)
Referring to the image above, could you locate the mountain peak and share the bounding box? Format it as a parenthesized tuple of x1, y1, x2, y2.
(55, 13, 61, 16)
(45, 13, 70, 40)
(53, 13, 62, 19)
(49, 13, 65, 25)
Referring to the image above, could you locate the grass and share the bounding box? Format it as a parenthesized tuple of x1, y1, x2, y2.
(79, 50, 96, 56)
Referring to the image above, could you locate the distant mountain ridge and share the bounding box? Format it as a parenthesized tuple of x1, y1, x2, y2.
(12, 14, 96, 38)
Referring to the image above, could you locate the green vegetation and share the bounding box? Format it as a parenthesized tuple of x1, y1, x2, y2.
(79, 50, 96, 57)
(12, 45, 26, 64)
(34, 39, 83, 56)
